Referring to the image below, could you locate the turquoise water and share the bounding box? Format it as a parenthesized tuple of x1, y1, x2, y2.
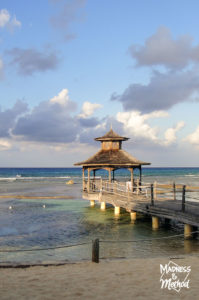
(0, 167, 199, 264)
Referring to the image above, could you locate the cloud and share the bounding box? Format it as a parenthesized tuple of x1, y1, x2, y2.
(111, 70, 199, 113)
(12, 89, 79, 143)
(185, 126, 199, 146)
(0, 9, 21, 31)
(78, 117, 99, 128)
(0, 100, 28, 138)
(50, 0, 87, 40)
(116, 110, 185, 147)
(116, 110, 168, 142)
(129, 26, 199, 70)
(50, 89, 70, 106)
(0, 89, 102, 145)
(1, 89, 185, 151)
(164, 121, 185, 146)
(8, 47, 59, 75)
(0, 9, 10, 27)
(0, 139, 12, 151)
(79, 101, 102, 118)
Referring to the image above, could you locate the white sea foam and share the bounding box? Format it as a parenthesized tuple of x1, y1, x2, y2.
(0, 176, 72, 181)
(0, 177, 16, 181)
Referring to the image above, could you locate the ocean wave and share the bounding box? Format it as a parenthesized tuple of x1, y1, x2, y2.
(0, 176, 73, 181)
(0, 177, 17, 181)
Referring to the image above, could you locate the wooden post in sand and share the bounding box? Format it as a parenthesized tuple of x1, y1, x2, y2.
(92, 239, 99, 263)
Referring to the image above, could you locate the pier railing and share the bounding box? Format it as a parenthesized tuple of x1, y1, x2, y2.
(83, 179, 199, 214)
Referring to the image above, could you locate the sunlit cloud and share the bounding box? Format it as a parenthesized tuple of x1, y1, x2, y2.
(79, 101, 102, 118)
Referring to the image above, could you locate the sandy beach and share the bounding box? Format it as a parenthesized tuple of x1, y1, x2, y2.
(0, 255, 198, 300)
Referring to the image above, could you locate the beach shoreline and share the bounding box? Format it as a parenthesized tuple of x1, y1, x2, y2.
(0, 255, 198, 300)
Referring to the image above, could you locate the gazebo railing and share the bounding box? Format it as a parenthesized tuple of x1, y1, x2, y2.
(83, 179, 199, 214)
(83, 178, 150, 199)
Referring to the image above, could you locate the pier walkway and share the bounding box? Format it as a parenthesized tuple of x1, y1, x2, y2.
(83, 179, 199, 236)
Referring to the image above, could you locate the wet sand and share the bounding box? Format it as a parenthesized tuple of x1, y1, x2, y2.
(0, 255, 198, 300)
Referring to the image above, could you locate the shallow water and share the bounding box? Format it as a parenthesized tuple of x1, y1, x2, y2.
(0, 168, 199, 263)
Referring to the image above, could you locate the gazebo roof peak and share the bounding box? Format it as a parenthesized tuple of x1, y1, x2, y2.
(95, 128, 129, 142)
(74, 127, 150, 168)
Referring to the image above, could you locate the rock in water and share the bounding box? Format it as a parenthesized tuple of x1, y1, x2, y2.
(66, 179, 74, 185)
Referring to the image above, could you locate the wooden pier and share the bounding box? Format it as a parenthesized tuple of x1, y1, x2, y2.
(74, 128, 199, 239)
(83, 178, 199, 238)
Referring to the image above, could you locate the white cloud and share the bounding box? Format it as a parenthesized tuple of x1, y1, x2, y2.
(79, 101, 102, 118)
(164, 121, 185, 146)
(0, 9, 21, 30)
(50, 89, 70, 106)
(116, 110, 168, 142)
(185, 126, 199, 146)
(0, 9, 10, 27)
(0, 139, 12, 151)
(116, 110, 184, 147)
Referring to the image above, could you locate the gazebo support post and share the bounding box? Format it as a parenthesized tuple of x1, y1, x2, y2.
(88, 168, 90, 192)
(113, 170, 115, 182)
(139, 166, 142, 189)
(82, 167, 85, 191)
(108, 168, 111, 183)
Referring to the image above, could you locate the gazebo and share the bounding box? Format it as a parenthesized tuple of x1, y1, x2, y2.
(74, 128, 150, 191)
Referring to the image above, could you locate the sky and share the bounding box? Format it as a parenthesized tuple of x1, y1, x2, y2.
(1, 0, 199, 167)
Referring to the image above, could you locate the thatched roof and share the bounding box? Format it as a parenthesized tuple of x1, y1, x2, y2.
(95, 129, 129, 141)
(74, 128, 150, 168)
(74, 149, 150, 167)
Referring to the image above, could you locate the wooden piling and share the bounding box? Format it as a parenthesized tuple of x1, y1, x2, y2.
(184, 224, 193, 239)
(92, 239, 99, 263)
(152, 216, 159, 230)
(130, 211, 137, 222)
(100, 202, 106, 211)
(90, 200, 95, 207)
(114, 206, 120, 216)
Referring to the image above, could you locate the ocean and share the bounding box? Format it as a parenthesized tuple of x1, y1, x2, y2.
(0, 167, 199, 264)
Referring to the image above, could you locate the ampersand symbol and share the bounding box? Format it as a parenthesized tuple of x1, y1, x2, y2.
(172, 273, 177, 280)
